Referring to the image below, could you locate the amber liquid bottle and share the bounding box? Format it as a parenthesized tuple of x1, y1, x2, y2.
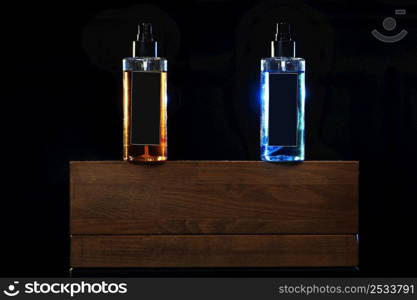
(123, 23, 168, 162)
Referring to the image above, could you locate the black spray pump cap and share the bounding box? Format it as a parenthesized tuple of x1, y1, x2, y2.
(271, 22, 296, 57)
(132, 22, 158, 57)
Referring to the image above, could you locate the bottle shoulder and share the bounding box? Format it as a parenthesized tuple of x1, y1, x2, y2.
(261, 57, 305, 72)
(261, 57, 305, 62)
(123, 57, 167, 72)
(123, 56, 167, 62)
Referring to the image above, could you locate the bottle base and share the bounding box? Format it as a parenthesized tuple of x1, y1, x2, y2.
(124, 155, 167, 162)
(123, 144, 167, 162)
(261, 155, 304, 162)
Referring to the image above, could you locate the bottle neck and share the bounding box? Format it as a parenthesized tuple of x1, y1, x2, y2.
(271, 40, 296, 57)
(133, 40, 158, 57)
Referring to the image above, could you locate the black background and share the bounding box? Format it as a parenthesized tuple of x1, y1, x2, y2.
(2, 0, 417, 277)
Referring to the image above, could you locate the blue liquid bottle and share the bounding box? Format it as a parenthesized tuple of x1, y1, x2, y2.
(260, 22, 305, 161)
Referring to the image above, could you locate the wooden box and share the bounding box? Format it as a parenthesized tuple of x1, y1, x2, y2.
(70, 161, 358, 269)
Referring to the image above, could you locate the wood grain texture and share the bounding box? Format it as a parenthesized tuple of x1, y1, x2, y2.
(70, 161, 358, 234)
(70, 235, 358, 268)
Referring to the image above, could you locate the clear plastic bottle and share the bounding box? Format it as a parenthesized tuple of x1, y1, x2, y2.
(123, 23, 168, 162)
(260, 22, 305, 161)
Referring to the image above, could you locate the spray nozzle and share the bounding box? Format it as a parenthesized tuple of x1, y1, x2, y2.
(132, 22, 158, 57)
(271, 22, 296, 57)
(275, 22, 292, 41)
(137, 22, 154, 42)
